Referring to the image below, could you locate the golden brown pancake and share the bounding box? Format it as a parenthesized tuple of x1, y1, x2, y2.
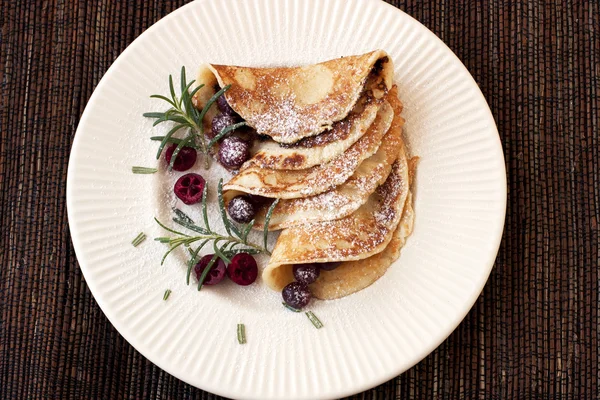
(310, 191, 414, 300)
(246, 72, 390, 170)
(250, 90, 405, 230)
(262, 146, 410, 292)
(223, 101, 394, 199)
(208, 50, 393, 143)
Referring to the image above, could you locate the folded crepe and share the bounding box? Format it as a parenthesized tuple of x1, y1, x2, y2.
(208, 50, 393, 144)
(310, 191, 414, 299)
(262, 145, 410, 293)
(250, 87, 405, 230)
(223, 100, 394, 199)
(247, 68, 387, 170)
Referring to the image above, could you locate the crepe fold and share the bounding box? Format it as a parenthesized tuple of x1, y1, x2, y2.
(262, 142, 411, 293)
(223, 99, 393, 199)
(247, 88, 405, 230)
(208, 50, 393, 144)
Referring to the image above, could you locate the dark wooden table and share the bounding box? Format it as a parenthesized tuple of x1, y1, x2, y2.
(1, 1, 598, 398)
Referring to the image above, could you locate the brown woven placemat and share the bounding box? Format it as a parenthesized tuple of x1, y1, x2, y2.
(1, 0, 598, 398)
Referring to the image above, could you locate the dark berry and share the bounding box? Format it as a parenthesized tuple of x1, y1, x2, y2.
(218, 136, 250, 170)
(293, 264, 320, 284)
(227, 253, 258, 286)
(217, 95, 237, 116)
(174, 173, 205, 205)
(248, 194, 269, 207)
(194, 255, 226, 285)
(228, 196, 256, 224)
(320, 262, 341, 271)
(282, 282, 311, 309)
(165, 144, 197, 171)
(211, 113, 239, 139)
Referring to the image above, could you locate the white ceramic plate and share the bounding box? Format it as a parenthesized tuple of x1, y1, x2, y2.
(67, 0, 506, 398)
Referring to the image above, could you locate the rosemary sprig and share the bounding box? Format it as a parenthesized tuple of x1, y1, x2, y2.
(163, 289, 172, 301)
(263, 199, 280, 249)
(131, 232, 147, 247)
(132, 166, 157, 174)
(154, 179, 274, 286)
(237, 323, 246, 344)
(282, 302, 301, 312)
(306, 311, 324, 329)
(143, 66, 232, 169)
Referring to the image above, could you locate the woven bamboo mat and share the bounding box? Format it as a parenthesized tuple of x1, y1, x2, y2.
(1, 1, 598, 398)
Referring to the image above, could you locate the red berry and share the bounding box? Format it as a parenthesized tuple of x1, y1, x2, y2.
(217, 95, 237, 116)
(218, 136, 250, 170)
(211, 113, 239, 139)
(227, 196, 256, 224)
(282, 282, 311, 309)
(227, 253, 258, 286)
(165, 144, 197, 171)
(248, 194, 269, 207)
(194, 255, 226, 285)
(174, 173, 205, 205)
(320, 262, 341, 271)
(293, 264, 320, 284)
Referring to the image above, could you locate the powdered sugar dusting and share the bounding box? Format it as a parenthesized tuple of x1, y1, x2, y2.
(268, 158, 409, 267)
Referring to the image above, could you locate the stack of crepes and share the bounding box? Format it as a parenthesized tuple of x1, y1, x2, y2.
(197, 50, 416, 300)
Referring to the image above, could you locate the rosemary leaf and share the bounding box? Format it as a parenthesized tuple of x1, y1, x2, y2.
(150, 136, 199, 149)
(168, 134, 195, 171)
(282, 302, 301, 312)
(160, 245, 179, 265)
(201, 184, 210, 231)
(156, 123, 186, 159)
(237, 324, 246, 344)
(207, 122, 247, 149)
(149, 94, 176, 107)
(241, 220, 255, 243)
(154, 217, 190, 237)
(189, 83, 204, 100)
(163, 289, 172, 301)
(217, 179, 233, 236)
(163, 115, 189, 125)
(197, 254, 218, 291)
(131, 166, 157, 174)
(182, 81, 196, 113)
(180, 66, 187, 107)
(172, 208, 195, 226)
(213, 239, 231, 264)
(143, 112, 165, 119)
(131, 232, 147, 247)
(186, 240, 209, 285)
(173, 217, 209, 235)
(168, 74, 176, 105)
(198, 84, 231, 123)
(222, 247, 262, 258)
(263, 199, 279, 254)
(306, 311, 324, 329)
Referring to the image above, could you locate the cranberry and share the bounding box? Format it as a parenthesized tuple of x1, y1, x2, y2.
(211, 113, 239, 139)
(218, 136, 250, 170)
(282, 282, 311, 309)
(320, 262, 341, 271)
(293, 264, 320, 284)
(248, 194, 269, 207)
(164, 144, 197, 171)
(227, 253, 258, 286)
(174, 173, 205, 205)
(217, 95, 237, 116)
(228, 196, 255, 224)
(194, 255, 226, 285)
